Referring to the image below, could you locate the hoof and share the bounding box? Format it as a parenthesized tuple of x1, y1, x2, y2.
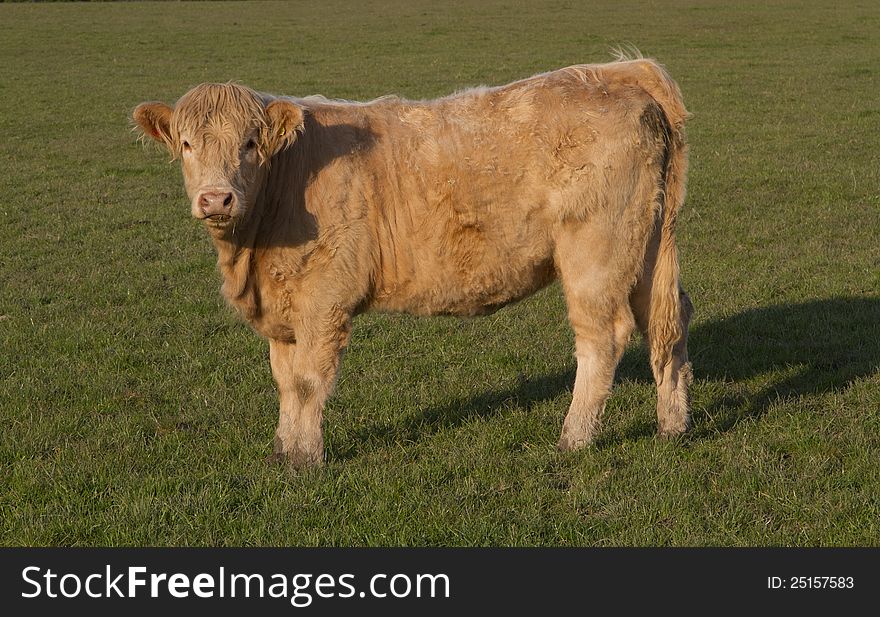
(557, 414, 598, 452)
(656, 422, 689, 439)
(557, 431, 592, 452)
(656, 429, 683, 440)
(265, 450, 324, 470)
(267, 435, 323, 469)
(264, 451, 288, 465)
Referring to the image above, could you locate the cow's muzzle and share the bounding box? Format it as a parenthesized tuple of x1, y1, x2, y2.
(197, 190, 236, 223)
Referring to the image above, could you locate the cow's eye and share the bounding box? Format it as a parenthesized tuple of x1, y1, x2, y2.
(246, 139, 257, 150)
(182, 140, 191, 151)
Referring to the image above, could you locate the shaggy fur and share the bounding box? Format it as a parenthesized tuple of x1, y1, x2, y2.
(133, 58, 694, 468)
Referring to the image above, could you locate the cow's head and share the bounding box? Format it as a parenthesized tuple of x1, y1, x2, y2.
(133, 83, 303, 232)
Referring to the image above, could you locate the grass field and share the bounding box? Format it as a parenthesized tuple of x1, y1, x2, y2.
(0, 0, 878, 546)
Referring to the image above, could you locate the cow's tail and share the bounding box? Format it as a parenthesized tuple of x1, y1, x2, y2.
(610, 57, 690, 379)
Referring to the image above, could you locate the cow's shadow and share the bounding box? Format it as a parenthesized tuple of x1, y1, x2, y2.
(333, 297, 879, 459)
(253, 114, 378, 250)
(679, 296, 879, 438)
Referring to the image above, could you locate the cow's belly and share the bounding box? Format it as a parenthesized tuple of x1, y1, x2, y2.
(370, 264, 557, 316)
(369, 229, 557, 317)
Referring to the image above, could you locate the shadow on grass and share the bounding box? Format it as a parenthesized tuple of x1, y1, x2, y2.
(332, 368, 576, 461)
(334, 297, 879, 458)
(685, 296, 879, 437)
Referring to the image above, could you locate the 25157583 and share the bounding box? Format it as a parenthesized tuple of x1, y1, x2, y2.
(768, 576, 854, 590)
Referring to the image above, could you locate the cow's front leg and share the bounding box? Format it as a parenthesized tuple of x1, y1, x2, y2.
(268, 320, 348, 469)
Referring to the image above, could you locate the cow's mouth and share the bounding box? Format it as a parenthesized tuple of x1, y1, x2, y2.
(205, 214, 231, 223)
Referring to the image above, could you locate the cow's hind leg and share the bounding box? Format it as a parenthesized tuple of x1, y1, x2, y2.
(557, 298, 634, 450)
(555, 229, 635, 450)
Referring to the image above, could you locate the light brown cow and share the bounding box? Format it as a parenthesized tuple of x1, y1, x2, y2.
(133, 58, 694, 468)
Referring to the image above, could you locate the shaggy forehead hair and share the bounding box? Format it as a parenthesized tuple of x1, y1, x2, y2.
(171, 82, 267, 150)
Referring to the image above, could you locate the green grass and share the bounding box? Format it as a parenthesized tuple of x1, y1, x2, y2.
(1, 0, 878, 546)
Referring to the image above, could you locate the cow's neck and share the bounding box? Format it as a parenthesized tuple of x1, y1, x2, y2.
(209, 219, 261, 320)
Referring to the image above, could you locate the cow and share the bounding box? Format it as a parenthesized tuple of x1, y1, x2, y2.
(132, 57, 694, 469)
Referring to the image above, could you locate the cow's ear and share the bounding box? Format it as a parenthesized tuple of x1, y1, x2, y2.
(263, 99, 304, 156)
(133, 102, 173, 148)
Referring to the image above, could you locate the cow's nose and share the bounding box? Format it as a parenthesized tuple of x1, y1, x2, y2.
(199, 191, 235, 218)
